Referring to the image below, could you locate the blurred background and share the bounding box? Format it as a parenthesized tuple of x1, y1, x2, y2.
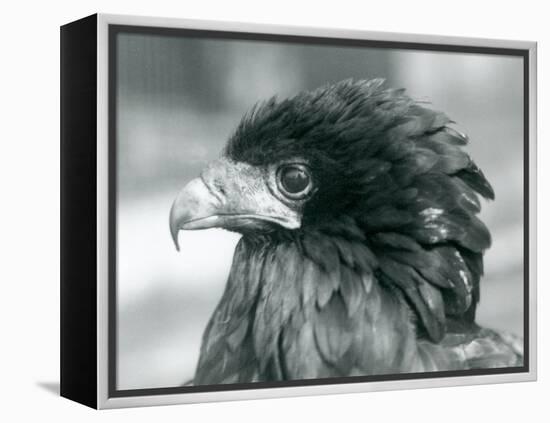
(115, 31, 524, 390)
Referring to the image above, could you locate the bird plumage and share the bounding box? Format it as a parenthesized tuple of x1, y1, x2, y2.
(170, 79, 523, 385)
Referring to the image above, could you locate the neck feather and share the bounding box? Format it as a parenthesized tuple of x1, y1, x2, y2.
(208, 231, 420, 379)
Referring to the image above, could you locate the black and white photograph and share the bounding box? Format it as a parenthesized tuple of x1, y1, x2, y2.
(110, 23, 529, 394)
(4, 0, 549, 420)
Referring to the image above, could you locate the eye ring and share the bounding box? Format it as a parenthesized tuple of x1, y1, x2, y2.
(276, 163, 313, 200)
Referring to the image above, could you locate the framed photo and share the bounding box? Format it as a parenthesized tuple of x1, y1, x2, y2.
(60, 14, 537, 409)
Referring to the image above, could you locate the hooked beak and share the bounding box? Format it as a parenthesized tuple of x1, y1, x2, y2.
(169, 158, 301, 251)
(169, 177, 222, 251)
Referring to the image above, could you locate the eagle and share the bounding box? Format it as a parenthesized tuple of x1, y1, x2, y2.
(169, 79, 523, 385)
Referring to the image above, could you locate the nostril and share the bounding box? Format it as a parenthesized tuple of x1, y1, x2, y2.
(213, 180, 227, 198)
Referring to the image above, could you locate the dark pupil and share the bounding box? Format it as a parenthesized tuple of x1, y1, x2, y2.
(281, 167, 309, 193)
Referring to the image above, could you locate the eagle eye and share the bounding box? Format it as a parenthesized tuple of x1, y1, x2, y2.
(277, 164, 313, 199)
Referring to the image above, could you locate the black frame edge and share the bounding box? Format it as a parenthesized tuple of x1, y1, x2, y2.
(60, 13, 98, 409)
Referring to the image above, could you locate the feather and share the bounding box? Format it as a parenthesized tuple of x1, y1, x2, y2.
(456, 163, 495, 200)
(416, 279, 446, 325)
(281, 316, 335, 379)
(300, 258, 321, 307)
(316, 274, 339, 308)
(360, 205, 414, 230)
(302, 232, 340, 274)
(349, 241, 378, 273)
(315, 215, 366, 241)
(314, 294, 355, 365)
(429, 126, 469, 146)
(253, 243, 302, 370)
(339, 265, 364, 317)
(378, 137, 415, 162)
(370, 232, 421, 251)
(417, 136, 471, 174)
(226, 319, 250, 352)
(362, 187, 419, 211)
(391, 148, 439, 186)
(193, 239, 266, 384)
(462, 329, 523, 368)
(377, 258, 445, 341)
(351, 158, 392, 183)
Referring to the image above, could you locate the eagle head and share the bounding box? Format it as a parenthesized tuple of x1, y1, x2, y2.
(169, 79, 495, 373)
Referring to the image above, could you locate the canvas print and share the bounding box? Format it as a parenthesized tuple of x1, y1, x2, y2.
(113, 28, 525, 392)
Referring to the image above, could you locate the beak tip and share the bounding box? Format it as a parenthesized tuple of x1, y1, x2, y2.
(170, 227, 181, 252)
(169, 198, 182, 252)
(170, 176, 221, 250)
